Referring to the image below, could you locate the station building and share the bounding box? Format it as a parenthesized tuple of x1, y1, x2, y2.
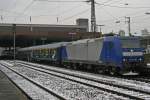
(0, 19, 101, 48)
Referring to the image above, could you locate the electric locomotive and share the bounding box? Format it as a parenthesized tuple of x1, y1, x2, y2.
(101, 36, 145, 74)
(61, 36, 145, 75)
(17, 36, 146, 75)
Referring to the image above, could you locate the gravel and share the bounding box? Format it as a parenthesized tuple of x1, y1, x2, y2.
(1, 60, 129, 100)
(0, 63, 60, 100)
(17, 60, 150, 93)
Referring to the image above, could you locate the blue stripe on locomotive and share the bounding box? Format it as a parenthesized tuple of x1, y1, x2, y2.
(100, 36, 123, 68)
(60, 46, 68, 60)
(122, 48, 144, 62)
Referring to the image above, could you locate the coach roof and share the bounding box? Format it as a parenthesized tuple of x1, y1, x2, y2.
(19, 42, 68, 51)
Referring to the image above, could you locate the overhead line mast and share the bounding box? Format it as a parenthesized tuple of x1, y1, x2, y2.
(125, 17, 131, 36)
(90, 0, 96, 32)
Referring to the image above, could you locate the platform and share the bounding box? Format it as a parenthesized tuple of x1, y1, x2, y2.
(0, 70, 29, 100)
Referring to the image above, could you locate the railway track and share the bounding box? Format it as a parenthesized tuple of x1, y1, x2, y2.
(0, 62, 68, 100)
(115, 71, 150, 84)
(3, 60, 150, 100)
(0, 60, 129, 100)
(127, 76, 150, 83)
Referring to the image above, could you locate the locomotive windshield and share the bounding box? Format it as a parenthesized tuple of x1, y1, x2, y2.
(120, 38, 140, 48)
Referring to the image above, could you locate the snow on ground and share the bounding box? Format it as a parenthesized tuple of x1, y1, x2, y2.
(0, 63, 60, 100)
(13, 66, 128, 100)
(123, 71, 138, 75)
(22, 65, 150, 100)
(1, 60, 129, 100)
(17, 60, 150, 93)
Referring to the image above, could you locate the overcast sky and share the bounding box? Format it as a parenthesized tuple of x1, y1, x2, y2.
(0, 0, 150, 35)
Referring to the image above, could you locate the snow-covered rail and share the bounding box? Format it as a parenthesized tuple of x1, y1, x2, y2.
(17, 61, 150, 93)
(0, 60, 130, 100)
(0, 62, 68, 100)
(127, 77, 150, 83)
(3, 60, 150, 100)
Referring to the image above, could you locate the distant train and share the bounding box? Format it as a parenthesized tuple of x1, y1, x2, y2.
(17, 36, 146, 75)
(0, 48, 13, 59)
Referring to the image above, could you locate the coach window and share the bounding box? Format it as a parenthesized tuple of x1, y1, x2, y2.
(50, 49, 53, 59)
(49, 49, 51, 58)
(45, 49, 49, 57)
(43, 49, 46, 57)
(52, 49, 56, 59)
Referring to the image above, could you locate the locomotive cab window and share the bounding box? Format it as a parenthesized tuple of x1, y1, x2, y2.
(121, 38, 140, 48)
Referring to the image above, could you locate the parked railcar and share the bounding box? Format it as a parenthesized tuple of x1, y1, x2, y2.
(17, 36, 146, 75)
(0, 49, 14, 59)
(18, 42, 67, 64)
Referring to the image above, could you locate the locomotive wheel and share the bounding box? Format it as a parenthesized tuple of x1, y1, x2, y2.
(73, 64, 77, 70)
(110, 67, 120, 76)
(97, 69, 103, 74)
(110, 67, 116, 75)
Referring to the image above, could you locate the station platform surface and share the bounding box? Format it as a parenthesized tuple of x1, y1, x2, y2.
(0, 70, 29, 100)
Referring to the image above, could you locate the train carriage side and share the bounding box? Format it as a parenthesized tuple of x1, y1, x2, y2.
(17, 36, 146, 75)
(61, 36, 146, 75)
(28, 42, 67, 65)
(61, 38, 105, 70)
(17, 47, 33, 61)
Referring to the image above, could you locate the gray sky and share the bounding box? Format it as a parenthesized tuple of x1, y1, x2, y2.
(0, 0, 150, 35)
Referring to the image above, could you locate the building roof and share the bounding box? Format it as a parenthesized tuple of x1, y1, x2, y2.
(0, 23, 87, 28)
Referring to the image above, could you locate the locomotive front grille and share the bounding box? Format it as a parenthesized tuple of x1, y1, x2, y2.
(122, 61, 144, 72)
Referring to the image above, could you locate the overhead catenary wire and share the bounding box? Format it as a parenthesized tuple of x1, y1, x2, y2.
(101, 16, 150, 34)
(31, 3, 88, 24)
(96, 0, 150, 26)
(98, 16, 150, 34)
(0, 9, 27, 16)
(101, 0, 114, 4)
(11, 0, 19, 11)
(0, 0, 149, 33)
(14, 0, 35, 22)
(34, 0, 86, 3)
(101, 8, 119, 21)
(60, 8, 90, 22)
(106, 0, 123, 5)
(21, 1, 35, 14)
(10, 0, 150, 23)
(33, 0, 150, 22)
(96, 2, 150, 9)
(96, 8, 150, 23)
(0, 0, 88, 23)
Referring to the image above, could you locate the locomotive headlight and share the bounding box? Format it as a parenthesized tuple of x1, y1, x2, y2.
(123, 58, 126, 62)
(130, 49, 133, 52)
(139, 58, 142, 61)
